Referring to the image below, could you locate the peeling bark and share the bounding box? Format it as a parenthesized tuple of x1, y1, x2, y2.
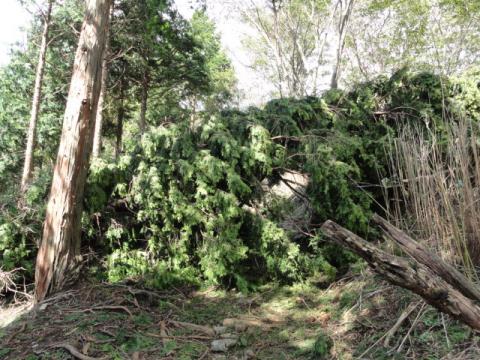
(35, 0, 112, 302)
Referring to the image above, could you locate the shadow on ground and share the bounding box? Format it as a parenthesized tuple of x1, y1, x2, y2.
(0, 272, 478, 359)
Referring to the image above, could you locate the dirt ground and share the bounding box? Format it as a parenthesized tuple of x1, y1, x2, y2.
(1, 272, 479, 359)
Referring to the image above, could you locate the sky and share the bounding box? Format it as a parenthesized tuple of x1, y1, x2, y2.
(0, 0, 31, 66)
(0, 0, 267, 105)
(175, 0, 273, 105)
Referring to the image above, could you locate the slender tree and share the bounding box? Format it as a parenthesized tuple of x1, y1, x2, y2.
(92, 1, 114, 158)
(20, 0, 54, 193)
(330, 0, 355, 89)
(239, 0, 332, 98)
(139, 70, 149, 134)
(115, 79, 126, 159)
(35, 0, 112, 302)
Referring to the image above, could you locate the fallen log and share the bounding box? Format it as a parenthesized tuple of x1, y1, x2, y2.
(321, 220, 480, 331)
(372, 214, 480, 302)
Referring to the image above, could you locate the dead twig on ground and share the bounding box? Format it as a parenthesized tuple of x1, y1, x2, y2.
(169, 320, 215, 336)
(5, 322, 27, 344)
(52, 343, 105, 360)
(397, 302, 427, 353)
(70, 305, 133, 318)
(384, 301, 421, 347)
(146, 332, 213, 340)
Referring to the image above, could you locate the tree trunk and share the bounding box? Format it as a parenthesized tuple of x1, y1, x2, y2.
(115, 83, 125, 160)
(330, 0, 355, 89)
(92, 1, 114, 159)
(372, 214, 480, 302)
(20, 0, 53, 193)
(321, 220, 480, 331)
(139, 71, 149, 134)
(35, 0, 112, 302)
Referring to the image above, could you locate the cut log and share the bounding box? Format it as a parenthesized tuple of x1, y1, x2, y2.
(372, 214, 480, 302)
(321, 220, 480, 331)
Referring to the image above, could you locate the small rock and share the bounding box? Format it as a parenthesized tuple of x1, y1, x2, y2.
(214, 325, 228, 335)
(221, 333, 239, 339)
(234, 323, 248, 332)
(212, 355, 227, 360)
(211, 338, 237, 352)
(223, 318, 264, 329)
(244, 349, 255, 359)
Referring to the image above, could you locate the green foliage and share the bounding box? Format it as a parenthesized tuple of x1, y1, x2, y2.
(0, 169, 50, 275)
(452, 67, 480, 122)
(0, 0, 229, 288)
(0, 223, 31, 271)
(93, 115, 304, 290)
(3, 9, 480, 296)
(82, 68, 480, 291)
(0, 1, 83, 279)
(106, 248, 200, 289)
(311, 331, 333, 359)
(190, 10, 237, 110)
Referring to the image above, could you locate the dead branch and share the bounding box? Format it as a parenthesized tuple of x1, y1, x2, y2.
(72, 305, 133, 318)
(321, 220, 480, 331)
(372, 214, 480, 302)
(5, 322, 27, 344)
(146, 332, 213, 340)
(51, 343, 105, 360)
(170, 320, 215, 336)
(383, 301, 420, 347)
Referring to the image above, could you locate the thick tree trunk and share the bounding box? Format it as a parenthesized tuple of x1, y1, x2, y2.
(139, 72, 149, 134)
(115, 83, 125, 160)
(35, 0, 111, 302)
(321, 220, 480, 331)
(20, 0, 53, 193)
(372, 214, 480, 302)
(91, 1, 113, 159)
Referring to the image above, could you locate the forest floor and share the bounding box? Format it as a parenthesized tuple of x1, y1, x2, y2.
(0, 270, 479, 360)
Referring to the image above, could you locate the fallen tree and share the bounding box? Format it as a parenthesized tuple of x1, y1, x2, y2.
(372, 214, 480, 302)
(321, 219, 480, 331)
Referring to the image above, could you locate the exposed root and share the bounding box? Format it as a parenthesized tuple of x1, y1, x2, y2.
(51, 343, 105, 360)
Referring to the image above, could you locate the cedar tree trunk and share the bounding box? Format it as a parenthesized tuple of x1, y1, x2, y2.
(91, 1, 114, 159)
(35, 0, 111, 302)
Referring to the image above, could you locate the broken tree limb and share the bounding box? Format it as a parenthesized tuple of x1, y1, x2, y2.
(321, 220, 480, 331)
(372, 214, 480, 302)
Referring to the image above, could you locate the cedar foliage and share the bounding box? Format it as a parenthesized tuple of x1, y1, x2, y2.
(81, 69, 480, 290)
(2, 66, 480, 292)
